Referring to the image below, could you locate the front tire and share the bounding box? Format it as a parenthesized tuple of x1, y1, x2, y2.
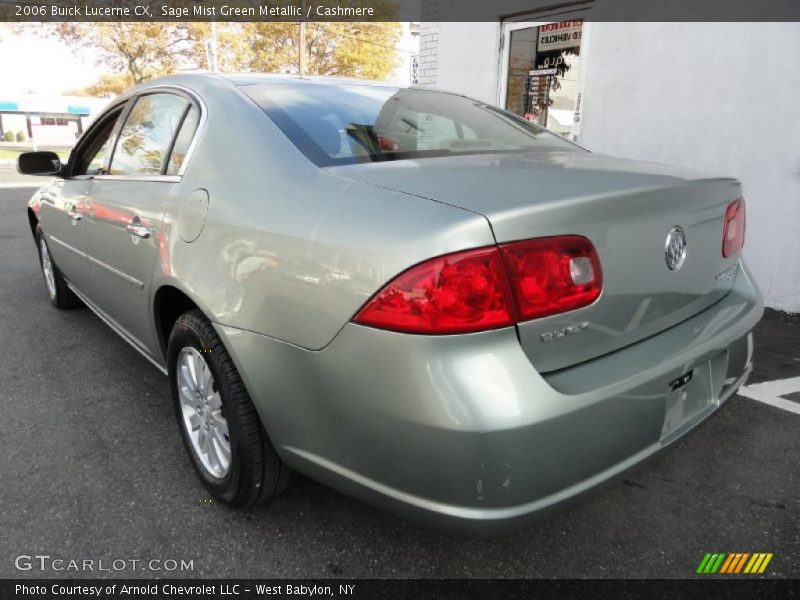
(35, 225, 81, 309)
(168, 309, 294, 506)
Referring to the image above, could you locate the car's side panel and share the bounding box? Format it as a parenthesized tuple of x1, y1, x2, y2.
(84, 179, 176, 355)
(37, 178, 94, 293)
(151, 77, 497, 351)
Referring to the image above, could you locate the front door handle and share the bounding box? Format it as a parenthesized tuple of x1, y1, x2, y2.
(126, 223, 151, 239)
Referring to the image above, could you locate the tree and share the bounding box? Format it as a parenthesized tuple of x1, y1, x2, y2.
(39, 1, 402, 94)
(242, 22, 401, 80)
(67, 73, 135, 97)
(48, 21, 198, 84)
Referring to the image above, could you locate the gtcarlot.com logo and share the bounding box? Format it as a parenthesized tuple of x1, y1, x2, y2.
(14, 554, 194, 572)
(696, 552, 773, 574)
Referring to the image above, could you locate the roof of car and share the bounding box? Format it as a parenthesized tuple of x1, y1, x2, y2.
(218, 73, 406, 88)
(136, 72, 405, 89)
(124, 73, 407, 102)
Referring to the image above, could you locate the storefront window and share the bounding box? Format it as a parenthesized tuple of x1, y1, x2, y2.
(504, 20, 583, 140)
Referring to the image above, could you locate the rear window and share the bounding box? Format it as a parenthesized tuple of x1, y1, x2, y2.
(242, 83, 580, 167)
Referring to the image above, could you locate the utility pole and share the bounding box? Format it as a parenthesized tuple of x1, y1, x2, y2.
(298, 1, 306, 76)
(208, 20, 219, 73)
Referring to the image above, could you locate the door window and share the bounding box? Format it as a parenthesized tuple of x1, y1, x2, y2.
(72, 107, 124, 176)
(85, 132, 116, 175)
(109, 93, 189, 175)
(165, 106, 199, 175)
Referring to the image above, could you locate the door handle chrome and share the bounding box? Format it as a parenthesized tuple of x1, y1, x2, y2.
(126, 223, 151, 239)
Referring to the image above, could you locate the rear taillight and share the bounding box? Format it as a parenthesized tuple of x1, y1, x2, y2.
(722, 198, 746, 258)
(352, 247, 515, 334)
(500, 236, 602, 321)
(353, 236, 602, 334)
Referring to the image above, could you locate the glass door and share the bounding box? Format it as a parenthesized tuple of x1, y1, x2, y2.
(499, 20, 586, 141)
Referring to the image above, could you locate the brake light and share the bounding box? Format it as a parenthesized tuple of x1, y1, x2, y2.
(722, 198, 746, 257)
(353, 236, 602, 334)
(500, 236, 602, 321)
(352, 246, 515, 334)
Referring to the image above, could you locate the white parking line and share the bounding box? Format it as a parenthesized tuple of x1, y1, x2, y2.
(743, 376, 800, 397)
(738, 379, 800, 415)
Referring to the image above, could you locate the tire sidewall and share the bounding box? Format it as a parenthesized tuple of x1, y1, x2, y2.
(35, 227, 58, 304)
(168, 319, 244, 503)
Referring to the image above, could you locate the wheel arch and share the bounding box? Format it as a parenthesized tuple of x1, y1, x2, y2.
(153, 283, 208, 361)
(27, 207, 39, 239)
(152, 282, 281, 445)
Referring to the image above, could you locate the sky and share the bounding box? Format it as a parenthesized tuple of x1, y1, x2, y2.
(0, 23, 417, 98)
(0, 24, 102, 96)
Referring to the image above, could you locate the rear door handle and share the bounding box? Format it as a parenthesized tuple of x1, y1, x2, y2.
(126, 221, 151, 240)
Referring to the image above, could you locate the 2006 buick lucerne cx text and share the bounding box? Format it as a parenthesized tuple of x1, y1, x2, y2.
(19, 74, 762, 535)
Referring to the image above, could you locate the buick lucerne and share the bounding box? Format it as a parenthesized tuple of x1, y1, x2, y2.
(19, 75, 763, 534)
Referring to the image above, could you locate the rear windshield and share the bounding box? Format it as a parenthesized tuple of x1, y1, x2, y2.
(242, 83, 580, 167)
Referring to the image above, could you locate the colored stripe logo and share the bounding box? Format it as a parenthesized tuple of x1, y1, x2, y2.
(697, 553, 773, 574)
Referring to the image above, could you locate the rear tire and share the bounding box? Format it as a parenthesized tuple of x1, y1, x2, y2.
(168, 309, 294, 506)
(35, 225, 81, 309)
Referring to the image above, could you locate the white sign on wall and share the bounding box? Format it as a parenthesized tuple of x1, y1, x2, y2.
(411, 55, 419, 85)
(538, 20, 583, 52)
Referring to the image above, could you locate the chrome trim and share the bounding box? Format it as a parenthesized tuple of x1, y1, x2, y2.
(93, 174, 181, 183)
(87, 255, 144, 289)
(66, 282, 168, 376)
(126, 222, 152, 239)
(664, 225, 687, 271)
(48, 235, 87, 258)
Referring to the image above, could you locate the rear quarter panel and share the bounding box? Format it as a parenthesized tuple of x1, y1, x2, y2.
(152, 77, 495, 350)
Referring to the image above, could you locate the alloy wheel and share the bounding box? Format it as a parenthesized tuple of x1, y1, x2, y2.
(177, 347, 231, 479)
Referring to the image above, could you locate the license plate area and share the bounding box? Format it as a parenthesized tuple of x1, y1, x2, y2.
(660, 352, 728, 439)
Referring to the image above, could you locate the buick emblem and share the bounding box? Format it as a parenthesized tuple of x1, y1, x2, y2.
(665, 226, 687, 271)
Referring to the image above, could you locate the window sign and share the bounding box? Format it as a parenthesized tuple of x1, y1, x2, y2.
(537, 20, 583, 53)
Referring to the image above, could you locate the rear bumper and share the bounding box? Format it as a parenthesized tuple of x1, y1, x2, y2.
(218, 260, 763, 535)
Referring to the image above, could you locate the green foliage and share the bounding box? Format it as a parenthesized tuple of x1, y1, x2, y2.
(3, 131, 14, 142)
(15, 131, 26, 142)
(33, 15, 402, 95)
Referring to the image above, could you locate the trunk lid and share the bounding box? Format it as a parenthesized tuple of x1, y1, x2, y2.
(326, 151, 743, 373)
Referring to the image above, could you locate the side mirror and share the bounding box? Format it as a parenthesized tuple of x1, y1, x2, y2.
(17, 151, 64, 177)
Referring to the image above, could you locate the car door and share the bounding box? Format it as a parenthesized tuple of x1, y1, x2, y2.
(83, 91, 199, 356)
(38, 105, 126, 295)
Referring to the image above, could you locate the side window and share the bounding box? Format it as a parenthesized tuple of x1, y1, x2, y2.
(165, 106, 199, 175)
(74, 108, 124, 176)
(86, 136, 114, 175)
(109, 93, 188, 175)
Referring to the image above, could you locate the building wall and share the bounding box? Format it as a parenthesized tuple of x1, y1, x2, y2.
(417, 21, 441, 85)
(578, 22, 800, 313)
(419, 22, 800, 312)
(427, 22, 498, 100)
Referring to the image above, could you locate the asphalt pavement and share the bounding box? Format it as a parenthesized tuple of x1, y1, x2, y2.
(0, 165, 43, 188)
(0, 186, 797, 579)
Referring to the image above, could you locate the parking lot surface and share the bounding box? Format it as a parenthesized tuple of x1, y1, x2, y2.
(0, 186, 797, 578)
